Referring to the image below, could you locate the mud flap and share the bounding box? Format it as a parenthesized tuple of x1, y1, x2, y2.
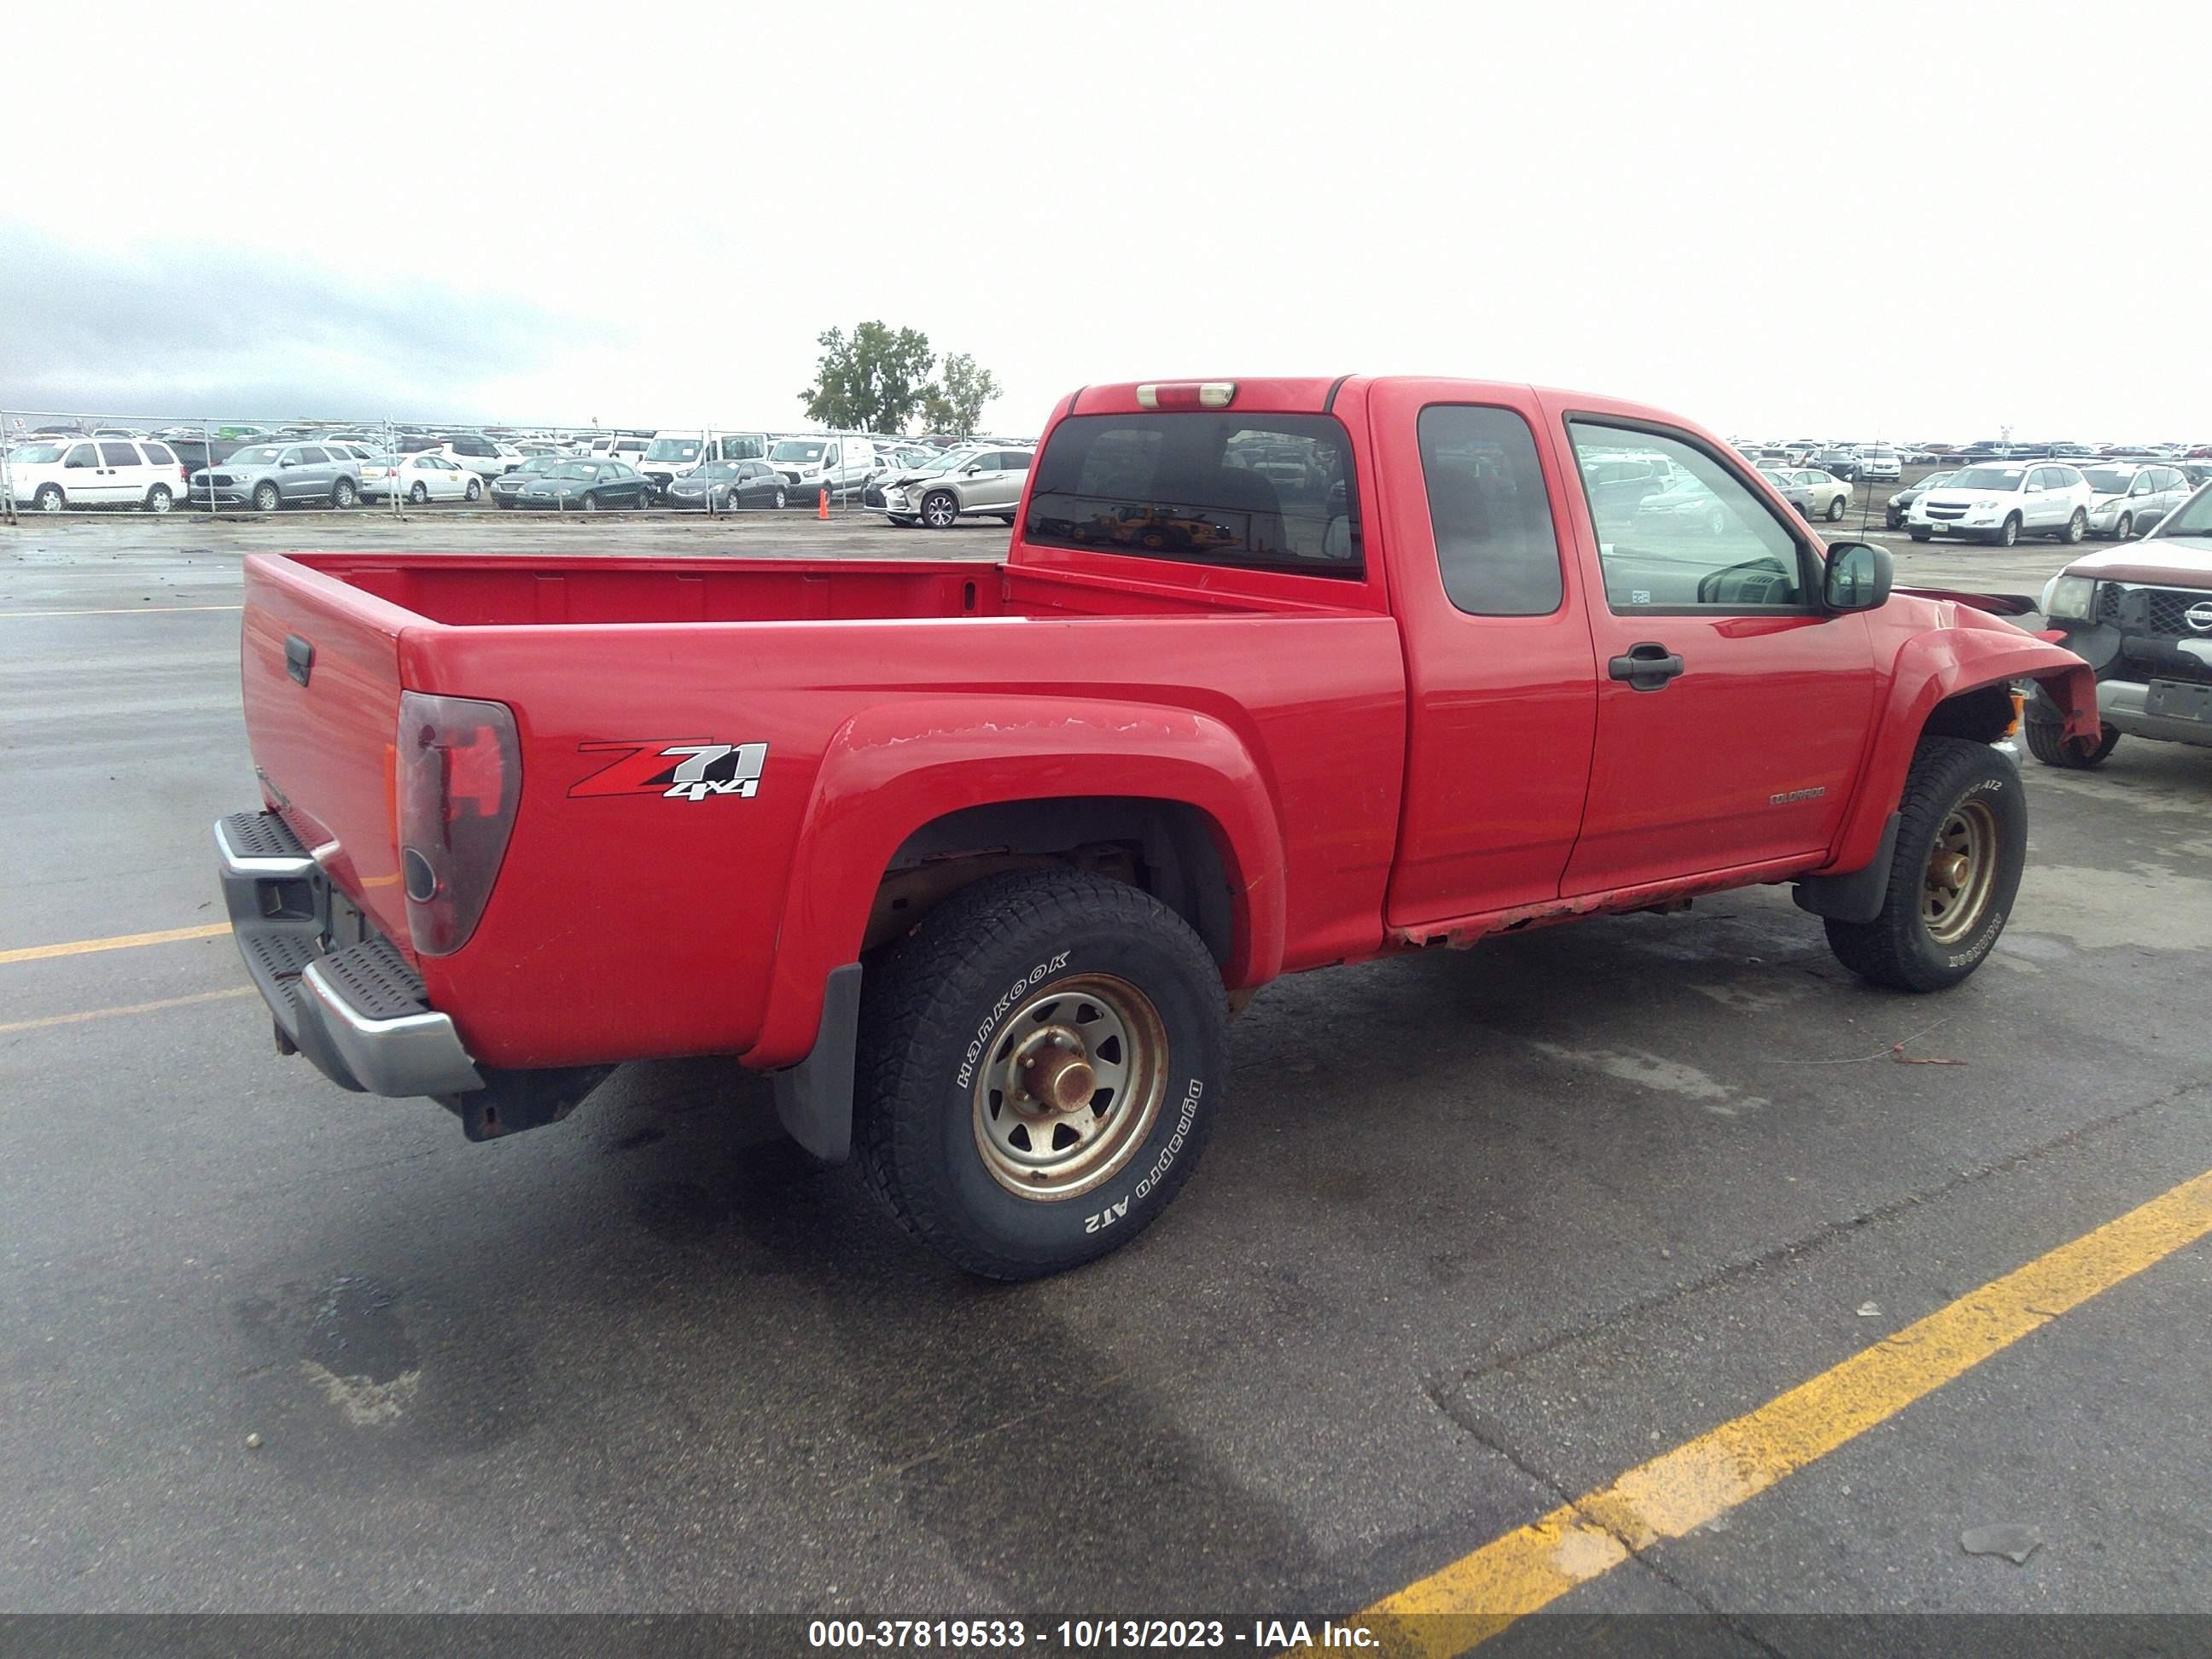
(772, 963, 862, 1163)
(1793, 812, 1901, 925)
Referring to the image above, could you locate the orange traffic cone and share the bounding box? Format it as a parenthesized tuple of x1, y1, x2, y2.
(817, 488, 830, 521)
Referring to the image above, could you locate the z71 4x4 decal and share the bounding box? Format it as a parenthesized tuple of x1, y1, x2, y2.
(569, 741, 769, 802)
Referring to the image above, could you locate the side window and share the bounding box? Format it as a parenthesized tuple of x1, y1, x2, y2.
(824, 445, 841, 468)
(1417, 405, 1564, 617)
(297, 446, 329, 464)
(144, 443, 176, 466)
(98, 442, 138, 467)
(1002, 451, 1034, 472)
(1567, 421, 1807, 612)
(280, 448, 306, 467)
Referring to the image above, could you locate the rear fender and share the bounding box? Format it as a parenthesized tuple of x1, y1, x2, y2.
(744, 696, 1285, 1068)
(1822, 621, 2096, 876)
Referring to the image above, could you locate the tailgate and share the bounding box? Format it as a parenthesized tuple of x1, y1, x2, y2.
(239, 554, 414, 950)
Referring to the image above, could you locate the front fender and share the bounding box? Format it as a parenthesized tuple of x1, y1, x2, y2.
(742, 696, 1287, 1068)
(1822, 610, 2097, 876)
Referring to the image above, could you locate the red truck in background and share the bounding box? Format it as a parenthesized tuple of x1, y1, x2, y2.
(217, 376, 2101, 1279)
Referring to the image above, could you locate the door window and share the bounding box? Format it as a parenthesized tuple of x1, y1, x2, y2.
(64, 445, 97, 469)
(1417, 405, 1563, 617)
(1567, 421, 1807, 612)
(296, 447, 330, 464)
(98, 442, 139, 467)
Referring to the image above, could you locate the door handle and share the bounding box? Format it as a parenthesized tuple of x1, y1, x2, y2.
(1609, 642, 1685, 690)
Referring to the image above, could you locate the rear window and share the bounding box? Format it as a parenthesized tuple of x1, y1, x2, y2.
(1023, 413, 1361, 578)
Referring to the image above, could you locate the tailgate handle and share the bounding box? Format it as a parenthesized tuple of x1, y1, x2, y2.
(284, 634, 315, 687)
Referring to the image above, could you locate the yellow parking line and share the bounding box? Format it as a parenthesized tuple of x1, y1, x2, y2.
(1362, 1167, 2212, 1656)
(0, 923, 231, 965)
(0, 987, 254, 1035)
(0, 605, 242, 618)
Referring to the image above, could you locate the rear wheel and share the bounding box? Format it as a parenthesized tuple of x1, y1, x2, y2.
(408, 481, 428, 505)
(331, 477, 357, 509)
(582, 492, 599, 512)
(1824, 737, 2026, 992)
(2024, 716, 2120, 769)
(855, 870, 1229, 1280)
(2058, 509, 2085, 544)
(772, 487, 787, 509)
(144, 485, 173, 514)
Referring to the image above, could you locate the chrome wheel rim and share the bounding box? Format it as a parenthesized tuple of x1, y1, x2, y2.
(148, 489, 171, 514)
(1923, 800, 1999, 946)
(2116, 515, 2131, 539)
(970, 973, 1168, 1201)
(255, 486, 277, 511)
(925, 494, 954, 527)
(38, 490, 62, 513)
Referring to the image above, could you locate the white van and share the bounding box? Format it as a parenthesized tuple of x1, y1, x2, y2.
(767, 433, 879, 501)
(9, 436, 191, 512)
(638, 430, 776, 495)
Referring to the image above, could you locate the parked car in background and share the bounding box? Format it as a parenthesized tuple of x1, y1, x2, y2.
(2031, 480, 2212, 767)
(1908, 462, 2093, 545)
(363, 452, 480, 504)
(1813, 445, 1864, 480)
(488, 457, 568, 508)
(663, 460, 792, 511)
(1855, 445, 1901, 481)
(9, 437, 191, 513)
(1633, 465, 1733, 535)
(639, 433, 710, 497)
(513, 459, 655, 510)
(874, 446, 1033, 527)
(160, 435, 247, 480)
(1885, 469, 1957, 528)
(1778, 467, 1852, 521)
(2081, 463, 2193, 539)
(437, 434, 523, 480)
(189, 443, 364, 512)
(768, 434, 879, 502)
(1758, 467, 1817, 516)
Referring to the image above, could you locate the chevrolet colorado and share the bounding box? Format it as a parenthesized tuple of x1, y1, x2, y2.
(216, 375, 2099, 1278)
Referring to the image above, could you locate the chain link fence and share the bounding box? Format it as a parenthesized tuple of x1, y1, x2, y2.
(0, 409, 909, 524)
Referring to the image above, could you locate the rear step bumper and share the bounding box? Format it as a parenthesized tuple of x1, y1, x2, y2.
(214, 811, 485, 1097)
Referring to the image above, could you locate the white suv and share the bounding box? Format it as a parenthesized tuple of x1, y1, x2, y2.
(9, 436, 191, 513)
(1856, 445, 1901, 482)
(1908, 461, 2094, 547)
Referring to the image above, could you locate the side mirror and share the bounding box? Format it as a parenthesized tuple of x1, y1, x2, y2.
(1822, 541, 1891, 614)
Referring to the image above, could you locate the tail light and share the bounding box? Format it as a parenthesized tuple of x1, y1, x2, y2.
(396, 690, 521, 956)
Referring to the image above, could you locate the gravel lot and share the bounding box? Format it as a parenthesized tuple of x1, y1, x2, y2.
(3, 515, 2208, 1632)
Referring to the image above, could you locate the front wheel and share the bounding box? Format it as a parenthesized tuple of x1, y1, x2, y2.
(1825, 492, 1847, 521)
(921, 489, 959, 529)
(253, 481, 281, 513)
(35, 485, 66, 513)
(855, 870, 1229, 1280)
(1824, 737, 2026, 992)
(2112, 512, 2133, 540)
(464, 479, 481, 502)
(331, 477, 357, 509)
(2024, 716, 2119, 769)
(1995, 513, 2021, 547)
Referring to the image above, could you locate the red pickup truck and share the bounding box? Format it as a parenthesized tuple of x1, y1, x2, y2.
(218, 376, 2099, 1278)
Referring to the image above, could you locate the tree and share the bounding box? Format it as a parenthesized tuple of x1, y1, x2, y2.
(800, 322, 936, 435)
(919, 353, 1002, 438)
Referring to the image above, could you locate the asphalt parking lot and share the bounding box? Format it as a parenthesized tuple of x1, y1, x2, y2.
(3, 515, 2209, 1640)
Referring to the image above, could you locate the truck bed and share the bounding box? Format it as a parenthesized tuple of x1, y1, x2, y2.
(286, 552, 1336, 626)
(240, 550, 1406, 1074)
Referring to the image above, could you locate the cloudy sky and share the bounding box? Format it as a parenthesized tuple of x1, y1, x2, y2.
(7, 0, 2207, 441)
